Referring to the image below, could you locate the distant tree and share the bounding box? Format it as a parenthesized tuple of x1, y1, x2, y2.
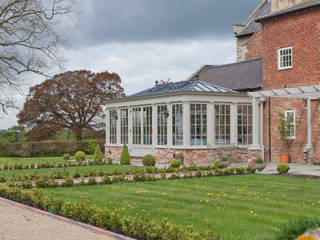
(0, 0, 72, 113)
(17, 70, 125, 141)
(0, 126, 26, 145)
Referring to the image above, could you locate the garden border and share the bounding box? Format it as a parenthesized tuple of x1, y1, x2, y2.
(0, 196, 135, 240)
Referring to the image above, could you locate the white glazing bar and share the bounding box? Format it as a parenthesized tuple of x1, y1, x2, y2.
(116, 108, 121, 145)
(183, 102, 190, 147)
(230, 103, 237, 145)
(207, 103, 214, 147)
(167, 103, 173, 146)
(128, 107, 133, 146)
(105, 109, 110, 145)
(152, 105, 157, 148)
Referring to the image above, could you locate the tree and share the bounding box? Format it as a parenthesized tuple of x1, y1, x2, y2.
(17, 70, 125, 141)
(0, 0, 72, 112)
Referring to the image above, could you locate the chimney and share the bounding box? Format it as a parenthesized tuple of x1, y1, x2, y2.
(271, 0, 307, 13)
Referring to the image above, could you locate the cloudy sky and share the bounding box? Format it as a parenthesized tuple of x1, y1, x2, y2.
(1, 0, 261, 129)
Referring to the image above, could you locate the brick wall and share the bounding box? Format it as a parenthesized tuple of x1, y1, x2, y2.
(264, 98, 320, 164)
(105, 146, 261, 166)
(261, 7, 320, 90)
(252, 7, 320, 164)
(245, 30, 263, 60)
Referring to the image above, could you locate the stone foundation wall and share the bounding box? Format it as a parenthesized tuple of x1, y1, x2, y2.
(106, 145, 261, 166)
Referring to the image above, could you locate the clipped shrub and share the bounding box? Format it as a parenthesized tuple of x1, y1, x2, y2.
(142, 154, 156, 166)
(274, 218, 320, 240)
(107, 157, 113, 165)
(169, 160, 180, 168)
(235, 167, 245, 174)
(120, 144, 130, 165)
(61, 177, 74, 187)
(246, 166, 256, 173)
(93, 144, 104, 164)
(277, 164, 290, 174)
(255, 158, 264, 164)
(221, 157, 229, 162)
(75, 151, 86, 162)
(63, 154, 70, 160)
(72, 170, 81, 178)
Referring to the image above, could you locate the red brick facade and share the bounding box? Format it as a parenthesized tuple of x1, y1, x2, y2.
(105, 146, 261, 166)
(245, 6, 320, 164)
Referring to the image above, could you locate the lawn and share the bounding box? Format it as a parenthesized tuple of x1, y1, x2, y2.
(0, 164, 142, 179)
(0, 156, 94, 165)
(42, 174, 320, 240)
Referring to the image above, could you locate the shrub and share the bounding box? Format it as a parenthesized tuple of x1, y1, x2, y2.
(169, 160, 180, 168)
(75, 151, 86, 162)
(255, 158, 264, 164)
(221, 157, 229, 162)
(87, 177, 97, 185)
(235, 167, 245, 174)
(142, 154, 156, 166)
(120, 144, 130, 165)
(86, 140, 96, 155)
(246, 166, 256, 173)
(93, 144, 104, 164)
(72, 170, 81, 178)
(107, 157, 113, 165)
(277, 164, 290, 174)
(214, 159, 221, 170)
(61, 177, 74, 187)
(274, 218, 320, 240)
(63, 154, 70, 160)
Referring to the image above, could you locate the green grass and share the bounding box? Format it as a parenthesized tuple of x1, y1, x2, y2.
(42, 175, 320, 240)
(0, 156, 94, 165)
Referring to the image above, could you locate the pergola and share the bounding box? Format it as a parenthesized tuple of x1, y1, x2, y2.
(248, 85, 320, 151)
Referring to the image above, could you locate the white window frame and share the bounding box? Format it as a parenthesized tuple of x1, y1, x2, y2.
(215, 104, 231, 145)
(120, 108, 128, 144)
(190, 103, 207, 146)
(109, 109, 117, 144)
(285, 110, 296, 139)
(237, 104, 253, 146)
(157, 105, 168, 145)
(172, 104, 183, 146)
(278, 47, 293, 70)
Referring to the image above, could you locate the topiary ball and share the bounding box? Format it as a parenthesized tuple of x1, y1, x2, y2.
(142, 154, 156, 166)
(75, 151, 86, 162)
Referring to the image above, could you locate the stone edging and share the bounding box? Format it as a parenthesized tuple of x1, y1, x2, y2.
(0, 197, 135, 240)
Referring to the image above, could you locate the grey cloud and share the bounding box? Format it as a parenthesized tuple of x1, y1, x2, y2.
(69, 0, 261, 47)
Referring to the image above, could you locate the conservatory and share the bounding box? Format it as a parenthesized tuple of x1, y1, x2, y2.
(105, 79, 263, 165)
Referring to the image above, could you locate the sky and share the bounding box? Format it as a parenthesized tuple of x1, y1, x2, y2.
(0, 0, 261, 129)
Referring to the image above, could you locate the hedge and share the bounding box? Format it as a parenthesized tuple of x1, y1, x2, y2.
(0, 186, 218, 240)
(4, 140, 105, 157)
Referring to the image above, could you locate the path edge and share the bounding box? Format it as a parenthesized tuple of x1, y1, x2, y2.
(0, 197, 135, 240)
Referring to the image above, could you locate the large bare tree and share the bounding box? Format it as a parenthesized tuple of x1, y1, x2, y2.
(17, 70, 125, 141)
(0, 0, 71, 112)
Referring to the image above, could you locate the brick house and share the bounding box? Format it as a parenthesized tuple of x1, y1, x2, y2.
(105, 0, 320, 165)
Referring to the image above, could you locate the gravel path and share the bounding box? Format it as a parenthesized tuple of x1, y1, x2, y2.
(0, 200, 117, 240)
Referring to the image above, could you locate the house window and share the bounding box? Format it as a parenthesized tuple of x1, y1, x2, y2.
(109, 109, 117, 144)
(157, 105, 168, 145)
(190, 104, 207, 145)
(120, 109, 128, 144)
(132, 107, 141, 144)
(172, 104, 183, 145)
(237, 105, 253, 145)
(215, 104, 230, 145)
(143, 106, 152, 145)
(278, 47, 292, 70)
(285, 110, 296, 138)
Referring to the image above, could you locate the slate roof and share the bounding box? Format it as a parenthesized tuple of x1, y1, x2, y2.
(237, 0, 271, 37)
(193, 58, 263, 92)
(256, 0, 320, 22)
(128, 79, 237, 98)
